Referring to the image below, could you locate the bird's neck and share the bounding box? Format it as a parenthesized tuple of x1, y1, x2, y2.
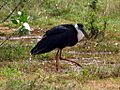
(74, 24, 84, 41)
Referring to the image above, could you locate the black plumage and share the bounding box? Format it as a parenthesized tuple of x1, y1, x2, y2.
(31, 23, 89, 71)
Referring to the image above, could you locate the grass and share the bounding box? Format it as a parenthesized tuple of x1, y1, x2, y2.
(0, 0, 120, 89)
(0, 43, 30, 61)
(0, 61, 120, 90)
(0, 29, 119, 89)
(0, 34, 119, 90)
(0, 50, 120, 89)
(0, 0, 120, 31)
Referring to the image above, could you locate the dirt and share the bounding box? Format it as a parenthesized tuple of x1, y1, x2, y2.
(0, 25, 15, 34)
(83, 79, 120, 90)
(0, 25, 45, 36)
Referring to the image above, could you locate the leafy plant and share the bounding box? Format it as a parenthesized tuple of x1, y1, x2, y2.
(85, 0, 107, 41)
(11, 11, 31, 36)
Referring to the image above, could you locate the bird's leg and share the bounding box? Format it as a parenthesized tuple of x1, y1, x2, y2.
(55, 49, 60, 71)
(59, 49, 82, 67)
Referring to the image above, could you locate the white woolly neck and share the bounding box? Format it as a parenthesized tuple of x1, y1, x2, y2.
(74, 24, 84, 41)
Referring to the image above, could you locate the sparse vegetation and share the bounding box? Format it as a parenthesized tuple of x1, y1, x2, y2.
(0, 0, 120, 90)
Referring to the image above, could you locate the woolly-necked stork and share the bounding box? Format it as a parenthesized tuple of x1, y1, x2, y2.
(31, 23, 89, 71)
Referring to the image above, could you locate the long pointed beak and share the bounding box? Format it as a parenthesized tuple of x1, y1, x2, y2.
(82, 29, 89, 39)
(84, 32, 89, 39)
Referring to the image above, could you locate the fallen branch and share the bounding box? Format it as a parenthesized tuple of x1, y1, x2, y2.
(0, 35, 42, 47)
(0, 35, 42, 40)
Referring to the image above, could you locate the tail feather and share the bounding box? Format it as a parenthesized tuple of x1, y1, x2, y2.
(30, 37, 56, 55)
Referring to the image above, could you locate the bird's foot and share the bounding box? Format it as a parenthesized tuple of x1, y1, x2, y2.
(60, 57, 82, 67)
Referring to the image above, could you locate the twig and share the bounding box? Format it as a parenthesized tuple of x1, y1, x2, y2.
(0, 1, 7, 10)
(2, 1, 22, 22)
(0, 33, 14, 47)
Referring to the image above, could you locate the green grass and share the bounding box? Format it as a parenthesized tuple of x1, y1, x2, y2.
(0, 62, 120, 90)
(0, 0, 120, 89)
(0, 0, 120, 31)
(0, 40, 55, 62)
(0, 39, 119, 89)
(0, 43, 30, 61)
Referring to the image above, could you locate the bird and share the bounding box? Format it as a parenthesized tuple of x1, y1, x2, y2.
(30, 23, 89, 71)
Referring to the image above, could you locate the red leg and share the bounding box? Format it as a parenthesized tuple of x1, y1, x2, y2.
(59, 49, 82, 67)
(55, 49, 60, 71)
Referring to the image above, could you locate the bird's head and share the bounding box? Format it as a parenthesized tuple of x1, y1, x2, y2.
(77, 23, 89, 39)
